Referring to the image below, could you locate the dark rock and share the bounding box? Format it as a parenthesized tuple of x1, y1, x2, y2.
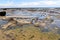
(58, 38, 60, 40)
(0, 11, 6, 16)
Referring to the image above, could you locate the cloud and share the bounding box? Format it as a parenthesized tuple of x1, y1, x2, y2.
(43, 1, 57, 5)
(0, 0, 60, 7)
(0, 1, 14, 7)
(19, 2, 40, 7)
(18, 1, 58, 7)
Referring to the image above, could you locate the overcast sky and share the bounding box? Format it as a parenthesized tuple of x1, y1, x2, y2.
(0, 0, 60, 8)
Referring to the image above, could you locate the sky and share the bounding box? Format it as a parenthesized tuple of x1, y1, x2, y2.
(0, 0, 60, 8)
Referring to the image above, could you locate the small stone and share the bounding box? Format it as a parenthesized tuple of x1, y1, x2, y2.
(11, 38, 15, 40)
(29, 35, 34, 39)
